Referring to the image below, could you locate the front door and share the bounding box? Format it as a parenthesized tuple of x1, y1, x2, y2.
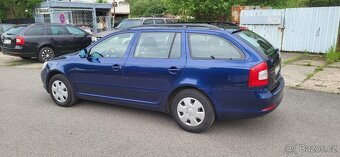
(123, 30, 185, 106)
(73, 32, 136, 100)
(46, 25, 74, 55)
(65, 25, 91, 51)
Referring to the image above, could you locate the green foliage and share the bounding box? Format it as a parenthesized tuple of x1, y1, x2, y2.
(0, 0, 42, 19)
(165, 0, 232, 22)
(96, 0, 108, 3)
(129, 0, 167, 17)
(305, 0, 340, 7)
(325, 46, 340, 64)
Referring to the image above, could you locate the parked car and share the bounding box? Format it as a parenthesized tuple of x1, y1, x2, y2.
(1, 23, 92, 62)
(92, 17, 177, 40)
(0, 23, 16, 51)
(41, 24, 284, 133)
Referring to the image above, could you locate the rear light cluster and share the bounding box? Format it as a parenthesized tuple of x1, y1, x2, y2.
(248, 61, 268, 87)
(16, 36, 25, 45)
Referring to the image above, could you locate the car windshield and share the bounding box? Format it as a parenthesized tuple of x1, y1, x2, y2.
(236, 30, 276, 56)
(116, 19, 143, 29)
(5, 26, 26, 35)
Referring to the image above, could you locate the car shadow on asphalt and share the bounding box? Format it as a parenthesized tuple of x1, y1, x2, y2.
(71, 99, 281, 135)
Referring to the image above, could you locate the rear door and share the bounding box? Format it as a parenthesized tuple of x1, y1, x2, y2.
(65, 25, 91, 51)
(235, 30, 281, 90)
(22, 26, 45, 53)
(123, 30, 185, 106)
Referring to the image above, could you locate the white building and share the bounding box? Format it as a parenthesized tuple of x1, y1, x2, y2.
(69, 0, 130, 17)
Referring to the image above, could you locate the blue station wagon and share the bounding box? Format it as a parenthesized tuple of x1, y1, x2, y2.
(41, 24, 284, 133)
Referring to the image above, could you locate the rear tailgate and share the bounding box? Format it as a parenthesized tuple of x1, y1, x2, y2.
(1, 26, 26, 49)
(234, 30, 281, 91)
(1, 34, 17, 49)
(266, 50, 281, 91)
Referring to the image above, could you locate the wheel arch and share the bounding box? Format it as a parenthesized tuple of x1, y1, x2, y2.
(38, 44, 55, 52)
(165, 85, 216, 114)
(45, 70, 66, 93)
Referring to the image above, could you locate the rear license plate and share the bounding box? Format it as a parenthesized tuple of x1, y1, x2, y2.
(275, 66, 280, 75)
(3, 39, 11, 44)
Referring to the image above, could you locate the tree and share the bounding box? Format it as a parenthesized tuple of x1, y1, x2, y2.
(0, 0, 42, 19)
(96, 0, 108, 3)
(129, 0, 167, 17)
(305, 0, 340, 7)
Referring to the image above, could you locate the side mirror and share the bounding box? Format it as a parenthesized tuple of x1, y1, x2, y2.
(79, 49, 88, 58)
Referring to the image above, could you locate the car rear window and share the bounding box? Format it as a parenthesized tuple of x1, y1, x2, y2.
(236, 30, 276, 57)
(4, 26, 26, 35)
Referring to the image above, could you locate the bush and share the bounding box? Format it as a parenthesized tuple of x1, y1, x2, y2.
(325, 46, 340, 64)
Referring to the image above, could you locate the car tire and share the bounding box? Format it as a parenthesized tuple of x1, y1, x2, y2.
(20, 57, 31, 60)
(38, 47, 54, 62)
(49, 74, 78, 107)
(171, 89, 215, 133)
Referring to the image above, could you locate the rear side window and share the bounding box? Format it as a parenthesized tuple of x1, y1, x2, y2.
(47, 26, 69, 35)
(134, 32, 181, 59)
(143, 19, 154, 25)
(66, 26, 85, 36)
(189, 33, 243, 60)
(24, 27, 44, 36)
(4, 26, 26, 35)
(154, 19, 165, 24)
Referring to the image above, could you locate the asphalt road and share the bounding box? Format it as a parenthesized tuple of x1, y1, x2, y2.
(0, 66, 339, 157)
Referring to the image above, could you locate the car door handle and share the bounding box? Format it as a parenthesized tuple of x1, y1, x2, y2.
(112, 64, 122, 71)
(168, 66, 180, 74)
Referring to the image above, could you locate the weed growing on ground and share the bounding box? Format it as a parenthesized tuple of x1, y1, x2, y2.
(325, 46, 340, 64)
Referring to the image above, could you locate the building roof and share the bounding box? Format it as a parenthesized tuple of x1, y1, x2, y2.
(40, 1, 112, 9)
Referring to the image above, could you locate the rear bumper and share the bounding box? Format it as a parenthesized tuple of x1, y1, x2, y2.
(215, 76, 285, 119)
(1, 46, 36, 57)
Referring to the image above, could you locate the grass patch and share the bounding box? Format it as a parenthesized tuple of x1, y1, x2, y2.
(7, 59, 37, 66)
(306, 66, 324, 80)
(325, 46, 340, 64)
(283, 54, 306, 65)
(303, 62, 312, 66)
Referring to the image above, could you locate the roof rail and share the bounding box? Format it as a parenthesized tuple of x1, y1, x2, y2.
(127, 24, 223, 30)
(180, 22, 240, 29)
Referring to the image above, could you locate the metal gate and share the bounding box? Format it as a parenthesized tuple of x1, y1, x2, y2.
(282, 7, 340, 53)
(240, 9, 284, 49)
(50, 8, 96, 33)
(240, 7, 340, 53)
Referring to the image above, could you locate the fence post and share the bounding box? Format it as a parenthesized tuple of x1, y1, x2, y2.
(337, 21, 340, 52)
(92, 7, 97, 33)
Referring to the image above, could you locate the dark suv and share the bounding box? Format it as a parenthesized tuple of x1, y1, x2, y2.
(1, 23, 92, 62)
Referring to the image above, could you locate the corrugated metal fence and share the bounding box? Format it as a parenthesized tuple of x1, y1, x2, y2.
(240, 7, 340, 53)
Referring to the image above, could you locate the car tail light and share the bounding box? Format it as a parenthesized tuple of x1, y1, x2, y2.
(16, 36, 25, 45)
(248, 61, 268, 87)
